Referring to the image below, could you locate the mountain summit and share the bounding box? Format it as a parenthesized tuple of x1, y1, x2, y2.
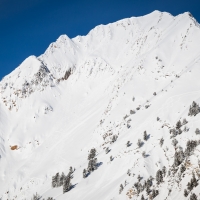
(1, 11, 200, 200)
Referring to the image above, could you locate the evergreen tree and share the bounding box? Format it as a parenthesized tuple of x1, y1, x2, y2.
(124, 180, 127, 186)
(182, 118, 188, 125)
(170, 128, 177, 138)
(187, 181, 193, 191)
(127, 124, 131, 129)
(63, 173, 72, 193)
(127, 169, 131, 176)
(56, 173, 60, 187)
(191, 173, 198, 188)
(195, 128, 200, 135)
(52, 174, 57, 188)
(174, 149, 184, 167)
(178, 128, 182, 135)
(83, 169, 87, 178)
(52, 173, 60, 188)
(162, 166, 166, 177)
(183, 126, 189, 132)
(185, 140, 198, 157)
(160, 138, 164, 147)
(126, 141, 131, 147)
(130, 110, 135, 114)
(146, 177, 152, 188)
(150, 189, 159, 199)
(110, 155, 113, 161)
(137, 139, 143, 148)
(111, 135, 118, 143)
(105, 147, 109, 154)
(87, 158, 97, 172)
(59, 172, 65, 186)
(146, 186, 151, 195)
(142, 151, 146, 158)
(119, 184, 124, 194)
(137, 174, 142, 182)
(156, 169, 163, 184)
(184, 189, 188, 197)
(187, 173, 198, 191)
(69, 166, 73, 174)
(176, 120, 182, 129)
(134, 182, 143, 194)
(88, 148, 96, 160)
(180, 164, 186, 174)
(172, 138, 178, 147)
(87, 148, 98, 173)
(143, 131, 148, 141)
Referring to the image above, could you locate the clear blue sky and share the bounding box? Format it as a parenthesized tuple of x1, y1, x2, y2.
(0, 0, 200, 79)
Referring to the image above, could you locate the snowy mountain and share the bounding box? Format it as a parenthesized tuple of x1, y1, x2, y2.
(1, 10, 200, 200)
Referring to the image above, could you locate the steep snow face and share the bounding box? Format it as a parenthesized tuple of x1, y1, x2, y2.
(1, 11, 200, 200)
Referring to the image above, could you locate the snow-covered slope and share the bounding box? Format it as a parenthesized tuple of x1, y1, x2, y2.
(1, 10, 200, 200)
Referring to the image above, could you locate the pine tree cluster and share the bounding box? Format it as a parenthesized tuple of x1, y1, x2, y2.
(83, 148, 100, 178)
(133, 176, 153, 195)
(170, 125, 182, 138)
(63, 171, 73, 194)
(149, 189, 159, 200)
(188, 101, 200, 116)
(190, 193, 198, 200)
(87, 148, 97, 172)
(51, 167, 75, 194)
(185, 140, 198, 157)
(187, 173, 198, 192)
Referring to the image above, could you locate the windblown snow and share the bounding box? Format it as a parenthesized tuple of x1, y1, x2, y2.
(1, 10, 200, 200)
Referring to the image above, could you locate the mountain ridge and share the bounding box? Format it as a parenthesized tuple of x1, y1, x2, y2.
(1, 11, 200, 200)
